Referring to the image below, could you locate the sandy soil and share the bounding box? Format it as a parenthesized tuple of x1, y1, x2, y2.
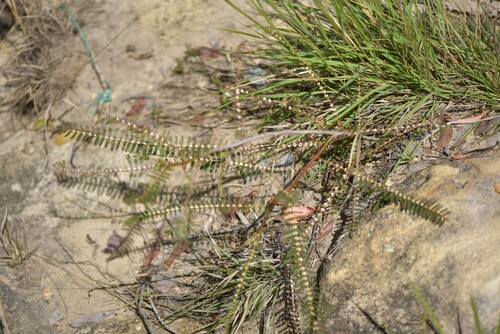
(0, 1, 252, 333)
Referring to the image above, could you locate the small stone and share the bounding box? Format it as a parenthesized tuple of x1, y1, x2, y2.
(42, 288, 54, 302)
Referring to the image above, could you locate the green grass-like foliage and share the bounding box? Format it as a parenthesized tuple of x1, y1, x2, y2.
(410, 281, 500, 334)
(0, 208, 35, 268)
(53, 0, 499, 332)
(226, 0, 498, 129)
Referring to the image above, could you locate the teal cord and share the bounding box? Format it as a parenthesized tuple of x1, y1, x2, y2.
(97, 82, 113, 103)
(63, 4, 94, 67)
(63, 3, 112, 108)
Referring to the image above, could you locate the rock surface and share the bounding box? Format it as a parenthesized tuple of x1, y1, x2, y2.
(321, 155, 499, 333)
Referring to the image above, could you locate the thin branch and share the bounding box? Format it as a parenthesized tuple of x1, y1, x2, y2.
(137, 283, 156, 334)
(147, 284, 178, 334)
(447, 114, 500, 125)
(212, 129, 349, 153)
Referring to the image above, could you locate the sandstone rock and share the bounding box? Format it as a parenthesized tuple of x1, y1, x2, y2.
(321, 155, 499, 333)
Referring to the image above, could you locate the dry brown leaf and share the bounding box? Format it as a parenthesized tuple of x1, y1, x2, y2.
(437, 126, 453, 149)
(142, 242, 161, 267)
(451, 110, 489, 124)
(474, 120, 490, 135)
(196, 46, 222, 58)
(452, 154, 467, 160)
(283, 205, 316, 224)
(131, 52, 153, 60)
(163, 241, 189, 270)
(52, 132, 72, 145)
(125, 98, 146, 116)
(103, 231, 123, 254)
(319, 220, 337, 239)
